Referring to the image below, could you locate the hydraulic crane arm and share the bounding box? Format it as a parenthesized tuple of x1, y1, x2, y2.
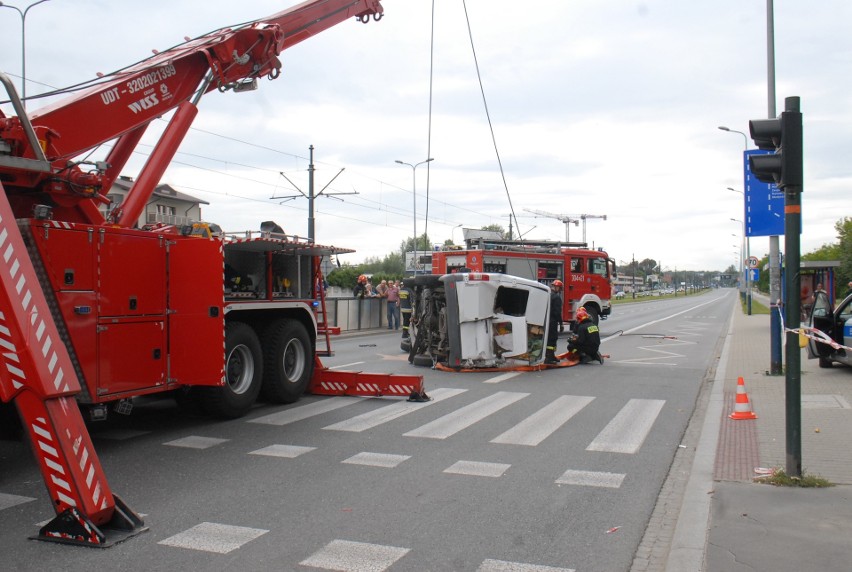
(0, 0, 383, 224)
(0, 0, 384, 546)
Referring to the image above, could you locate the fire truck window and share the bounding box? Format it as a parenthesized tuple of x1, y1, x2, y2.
(590, 258, 607, 277)
(494, 286, 529, 317)
(571, 258, 582, 273)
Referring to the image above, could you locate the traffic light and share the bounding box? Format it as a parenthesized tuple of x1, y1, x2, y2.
(747, 97, 802, 189)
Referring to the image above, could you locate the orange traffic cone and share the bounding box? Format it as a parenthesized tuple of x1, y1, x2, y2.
(729, 376, 757, 420)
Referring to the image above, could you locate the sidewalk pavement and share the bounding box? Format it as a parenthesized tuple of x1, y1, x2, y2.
(667, 293, 852, 571)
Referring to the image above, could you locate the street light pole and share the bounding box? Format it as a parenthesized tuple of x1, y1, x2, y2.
(728, 187, 752, 315)
(731, 217, 748, 306)
(395, 158, 433, 275)
(0, 0, 51, 109)
(719, 126, 753, 315)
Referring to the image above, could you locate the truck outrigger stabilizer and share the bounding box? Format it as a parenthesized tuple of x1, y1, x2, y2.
(32, 495, 146, 547)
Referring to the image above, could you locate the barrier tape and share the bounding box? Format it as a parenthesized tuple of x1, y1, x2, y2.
(777, 305, 852, 353)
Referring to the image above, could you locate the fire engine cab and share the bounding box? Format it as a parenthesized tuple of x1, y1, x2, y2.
(432, 235, 615, 325)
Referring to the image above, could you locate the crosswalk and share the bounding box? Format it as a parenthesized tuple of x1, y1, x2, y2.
(2, 388, 668, 570)
(161, 389, 666, 568)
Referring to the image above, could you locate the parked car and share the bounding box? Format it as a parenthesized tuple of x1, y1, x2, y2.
(807, 291, 852, 368)
(403, 273, 551, 369)
(615, 291, 625, 299)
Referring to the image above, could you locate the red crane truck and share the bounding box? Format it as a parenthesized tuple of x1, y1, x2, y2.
(0, 0, 423, 546)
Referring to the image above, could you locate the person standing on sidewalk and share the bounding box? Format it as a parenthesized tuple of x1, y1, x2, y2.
(386, 280, 401, 330)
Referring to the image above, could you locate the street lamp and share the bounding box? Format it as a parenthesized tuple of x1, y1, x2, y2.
(730, 216, 753, 315)
(729, 186, 753, 315)
(0, 0, 51, 109)
(451, 223, 463, 245)
(395, 157, 434, 275)
(717, 125, 748, 150)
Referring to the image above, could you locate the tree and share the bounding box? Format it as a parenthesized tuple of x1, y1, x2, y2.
(835, 217, 852, 296)
(399, 233, 433, 258)
(480, 224, 506, 238)
(638, 258, 658, 275)
(800, 217, 850, 298)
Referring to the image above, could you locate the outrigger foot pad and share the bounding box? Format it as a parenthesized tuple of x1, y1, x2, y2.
(408, 389, 431, 402)
(32, 494, 147, 548)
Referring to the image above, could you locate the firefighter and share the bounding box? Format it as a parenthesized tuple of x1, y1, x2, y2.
(353, 274, 368, 298)
(567, 307, 603, 364)
(545, 279, 564, 364)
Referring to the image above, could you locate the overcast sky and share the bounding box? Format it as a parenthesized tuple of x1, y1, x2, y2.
(1, 0, 849, 272)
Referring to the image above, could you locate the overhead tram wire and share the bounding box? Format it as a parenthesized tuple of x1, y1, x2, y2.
(9, 61, 495, 236)
(422, 0, 436, 253)
(459, 1, 535, 275)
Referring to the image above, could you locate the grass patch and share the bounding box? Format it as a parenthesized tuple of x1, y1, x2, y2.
(741, 295, 770, 314)
(754, 468, 833, 487)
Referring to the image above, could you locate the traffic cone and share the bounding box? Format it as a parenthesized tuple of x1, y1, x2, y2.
(729, 377, 757, 420)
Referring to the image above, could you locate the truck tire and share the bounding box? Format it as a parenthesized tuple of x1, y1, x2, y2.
(200, 321, 263, 419)
(818, 356, 833, 368)
(584, 305, 600, 325)
(261, 319, 313, 403)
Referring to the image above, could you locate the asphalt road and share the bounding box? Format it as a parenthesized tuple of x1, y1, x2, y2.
(0, 289, 736, 571)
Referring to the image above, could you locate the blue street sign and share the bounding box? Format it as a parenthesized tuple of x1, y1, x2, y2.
(744, 268, 759, 283)
(743, 150, 784, 237)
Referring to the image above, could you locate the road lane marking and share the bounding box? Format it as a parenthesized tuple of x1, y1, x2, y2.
(249, 444, 316, 458)
(300, 539, 410, 571)
(555, 469, 625, 489)
(586, 398, 665, 454)
(490, 395, 595, 446)
(478, 559, 576, 572)
(323, 387, 467, 432)
(163, 436, 228, 449)
(159, 522, 268, 554)
(601, 297, 719, 343)
(484, 371, 523, 384)
(342, 452, 411, 468)
(403, 391, 528, 440)
(0, 492, 36, 511)
(249, 396, 363, 426)
(444, 460, 511, 477)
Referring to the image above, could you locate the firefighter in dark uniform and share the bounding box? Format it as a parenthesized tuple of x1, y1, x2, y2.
(544, 279, 564, 364)
(567, 307, 603, 364)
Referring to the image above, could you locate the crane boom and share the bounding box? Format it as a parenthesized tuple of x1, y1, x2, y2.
(0, 0, 384, 226)
(523, 208, 580, 242)
(0, 0, 385, 546)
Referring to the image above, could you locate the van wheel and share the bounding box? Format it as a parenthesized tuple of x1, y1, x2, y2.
(261, 320, 313, 403)
(199, 322, 263, 419)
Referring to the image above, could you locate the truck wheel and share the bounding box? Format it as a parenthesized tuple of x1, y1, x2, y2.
(818, 356, 833, 368)
(584, 305, 600, 325)
(261, 320, 313, 403)
(200, 322, 263, 419)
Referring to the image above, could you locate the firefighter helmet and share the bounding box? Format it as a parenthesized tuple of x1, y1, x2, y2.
(552, 280, 563, 289)
(576, 307, 590, 322)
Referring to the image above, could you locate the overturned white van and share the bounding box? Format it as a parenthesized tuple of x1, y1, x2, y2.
(404, 272, 552, 369)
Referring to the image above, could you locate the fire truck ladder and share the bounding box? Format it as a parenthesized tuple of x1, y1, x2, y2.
(312, 258, 338, 356)
(0, 188, 145, 546)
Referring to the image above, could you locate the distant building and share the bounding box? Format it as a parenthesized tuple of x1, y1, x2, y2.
(103, 175, 208, 228)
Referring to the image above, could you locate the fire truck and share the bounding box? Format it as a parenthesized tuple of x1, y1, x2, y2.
(431, 236, 616, 325)
(0, 0, 424, 547)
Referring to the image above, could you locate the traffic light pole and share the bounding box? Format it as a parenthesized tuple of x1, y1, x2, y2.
(781, 96, 803, 478)
(748, 95, 803, 478)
